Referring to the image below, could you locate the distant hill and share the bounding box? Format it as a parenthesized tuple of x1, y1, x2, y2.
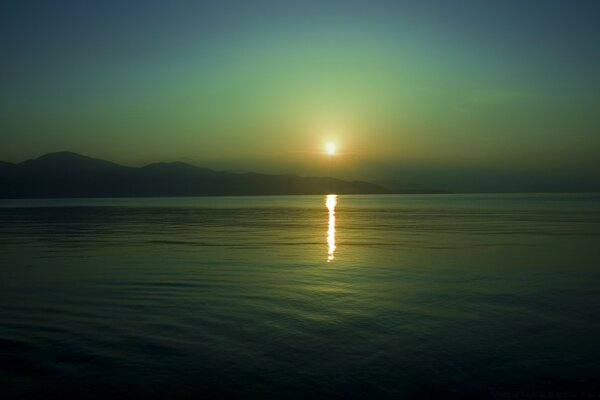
(0, 160, 16, 168)
(0, 152, 444, 198)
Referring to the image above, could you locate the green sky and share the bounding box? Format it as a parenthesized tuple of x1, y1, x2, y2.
(1, 1, 599, 191)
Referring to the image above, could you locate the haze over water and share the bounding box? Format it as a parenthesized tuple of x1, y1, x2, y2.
(1, 194, 599, 399)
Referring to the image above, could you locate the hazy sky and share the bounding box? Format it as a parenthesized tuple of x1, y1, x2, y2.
(1, 0, 599, 191)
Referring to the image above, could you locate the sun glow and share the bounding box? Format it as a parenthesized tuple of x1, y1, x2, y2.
(325, 142, 337, 156)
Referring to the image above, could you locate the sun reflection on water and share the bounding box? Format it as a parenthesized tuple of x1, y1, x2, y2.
(326, 194, 337, 262)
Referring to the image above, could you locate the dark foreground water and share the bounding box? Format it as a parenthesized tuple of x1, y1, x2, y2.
(1, 194, 600, 399)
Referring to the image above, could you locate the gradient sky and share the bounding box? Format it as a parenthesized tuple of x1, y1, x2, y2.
(1, 0, 599, 191)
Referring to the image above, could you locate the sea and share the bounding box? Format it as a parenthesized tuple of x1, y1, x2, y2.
(1, 194, 599, 399)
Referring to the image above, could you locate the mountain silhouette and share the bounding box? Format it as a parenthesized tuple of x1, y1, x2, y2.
(0, 152, 442, 198)
(0, 152, 381, 198)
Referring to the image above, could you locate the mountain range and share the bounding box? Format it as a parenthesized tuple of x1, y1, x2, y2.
(0, 152, 443, 198)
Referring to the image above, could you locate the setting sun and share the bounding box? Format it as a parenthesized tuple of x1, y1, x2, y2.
(325, 142, 337, 156)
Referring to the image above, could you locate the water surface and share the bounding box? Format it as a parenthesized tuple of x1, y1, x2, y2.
(1, 194, 600, 399)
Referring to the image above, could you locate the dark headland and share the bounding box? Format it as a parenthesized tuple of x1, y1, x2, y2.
(0, 152, 445, 198)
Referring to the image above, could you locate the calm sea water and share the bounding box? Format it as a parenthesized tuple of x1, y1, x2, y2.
(1, 194, 600, 399)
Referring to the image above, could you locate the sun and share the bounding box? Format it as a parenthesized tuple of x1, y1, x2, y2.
(325, 142, 337, 156)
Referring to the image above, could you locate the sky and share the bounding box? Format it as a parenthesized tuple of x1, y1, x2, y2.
(1, 0, 599, 192)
